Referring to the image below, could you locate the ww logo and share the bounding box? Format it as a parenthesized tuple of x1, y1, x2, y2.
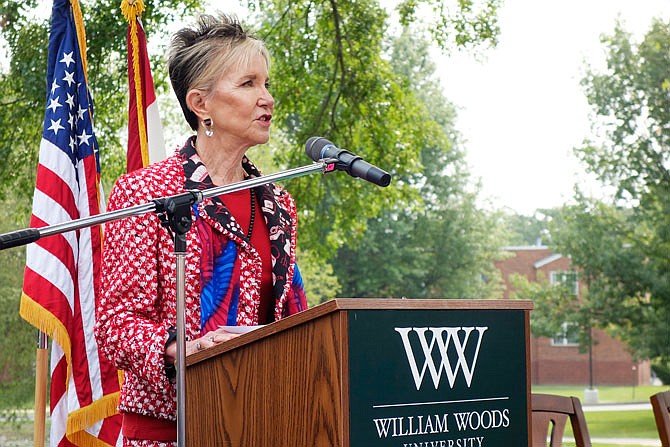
(395, 326, 488, 390)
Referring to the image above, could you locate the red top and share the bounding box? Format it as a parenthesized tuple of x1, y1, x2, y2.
(221, 188, 274, 324)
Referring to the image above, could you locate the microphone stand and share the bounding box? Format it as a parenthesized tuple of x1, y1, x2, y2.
(1, 159, 335, 446)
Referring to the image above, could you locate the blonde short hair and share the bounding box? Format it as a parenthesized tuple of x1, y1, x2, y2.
(168, 14, 270, 130)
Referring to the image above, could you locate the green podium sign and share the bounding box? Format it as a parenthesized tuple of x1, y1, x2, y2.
(348, 309, 528, 447)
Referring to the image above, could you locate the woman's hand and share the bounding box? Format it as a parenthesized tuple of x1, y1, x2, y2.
(164, 327, 241, 364)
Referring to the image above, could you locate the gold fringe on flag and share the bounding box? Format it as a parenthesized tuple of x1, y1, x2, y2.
(20, 293, 120, 447)
(121, 0, 150, 167)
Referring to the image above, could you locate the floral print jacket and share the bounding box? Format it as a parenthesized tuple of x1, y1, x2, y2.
(95, 138, 307, 421)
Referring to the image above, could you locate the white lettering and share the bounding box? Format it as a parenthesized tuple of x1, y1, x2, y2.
(402, 442, 449, 447)
(452, 409, 511, 431)
(372, 417, 392, 438)
(372, 414, 451, 439)
(453, 412, 470, 431)
(434, 413, 449, 433)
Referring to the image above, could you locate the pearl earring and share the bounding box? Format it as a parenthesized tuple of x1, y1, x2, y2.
(203, 118, 214, 137)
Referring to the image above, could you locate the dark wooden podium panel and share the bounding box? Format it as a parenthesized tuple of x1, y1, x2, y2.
(185, 305, 348, 446)
(185, 298, 533, 447)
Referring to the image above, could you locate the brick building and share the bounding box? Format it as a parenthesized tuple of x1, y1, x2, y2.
(495, 245, 651, 386)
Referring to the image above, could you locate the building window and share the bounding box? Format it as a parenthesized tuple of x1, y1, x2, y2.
(550, 270, 579, 296)
(551, 322, 580, 346)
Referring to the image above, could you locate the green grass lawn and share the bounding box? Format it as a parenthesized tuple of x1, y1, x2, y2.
(532, 384, 668, 404)
(583, 410, 659, 438)
(532, 384, 668, 447)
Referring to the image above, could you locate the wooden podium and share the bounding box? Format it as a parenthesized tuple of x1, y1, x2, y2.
(185, 298, 533, 446)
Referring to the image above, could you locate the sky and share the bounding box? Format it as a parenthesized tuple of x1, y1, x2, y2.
(435, 0, 668, 215)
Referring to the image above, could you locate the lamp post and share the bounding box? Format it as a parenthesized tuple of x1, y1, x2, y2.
(583, 323, 599, 404)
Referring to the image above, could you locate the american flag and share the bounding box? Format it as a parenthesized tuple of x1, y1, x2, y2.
(125, 13, 165, 172)
(19, 0, 122, 445)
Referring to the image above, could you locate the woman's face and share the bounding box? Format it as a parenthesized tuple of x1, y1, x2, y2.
(205, 52, 274, 149)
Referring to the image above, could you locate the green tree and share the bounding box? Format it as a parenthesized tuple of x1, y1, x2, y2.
(552, 18, 670, 361)
(499, 210, 555, 247)
(246, 0, 500, 258)
(332, 28, 505, 300)
(507, 272, 586, 344)
(550, 198, 669, 360)
(0, 196, 35, 409)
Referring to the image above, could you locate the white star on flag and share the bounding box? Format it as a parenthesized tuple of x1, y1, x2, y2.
(77, 104, 87, 120)
(77, 129, 92, 146)
(48, 118, 65, 135)
(59, 51, 74, 67)
(47, 96, 62, 113)
(63, 70, 75, 86)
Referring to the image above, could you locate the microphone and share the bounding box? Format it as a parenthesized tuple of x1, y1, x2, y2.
(305, 137, 391, 187)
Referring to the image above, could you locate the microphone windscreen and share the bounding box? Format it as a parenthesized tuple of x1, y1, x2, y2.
(305, 136, 331, 160)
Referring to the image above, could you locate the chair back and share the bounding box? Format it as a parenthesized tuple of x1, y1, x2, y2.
(531, 393, 592, 447)
(651, 390, 670, 447)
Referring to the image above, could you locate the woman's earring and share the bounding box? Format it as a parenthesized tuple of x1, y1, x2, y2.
(203, 118, 214, 137)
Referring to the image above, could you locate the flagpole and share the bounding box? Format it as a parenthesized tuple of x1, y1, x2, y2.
(33, 330, 48, 447)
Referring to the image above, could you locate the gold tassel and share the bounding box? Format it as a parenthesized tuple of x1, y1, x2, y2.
(121, 0, 146, 23)
(21, 293, 122, 447)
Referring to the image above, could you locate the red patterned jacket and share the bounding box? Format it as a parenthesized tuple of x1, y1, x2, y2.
(95, 139, 307, 421)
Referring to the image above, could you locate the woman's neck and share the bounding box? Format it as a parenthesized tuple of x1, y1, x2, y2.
(195, 135, 248, 185)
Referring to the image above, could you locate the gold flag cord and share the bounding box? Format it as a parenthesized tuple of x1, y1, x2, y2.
(70, 0, 88, 79)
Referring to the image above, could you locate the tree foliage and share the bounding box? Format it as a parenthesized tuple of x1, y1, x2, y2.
(394, 0, 501, 51)
(0, 195, 35, 407)
(331, 28, 506, 300)
(550, 198, 670, 360)
(498, 209, 557, 247)
(244, 0, 500, 257)
(552, 19, 670, 361)
(507, 272, 588, 345)
(578, 19, 670, 201)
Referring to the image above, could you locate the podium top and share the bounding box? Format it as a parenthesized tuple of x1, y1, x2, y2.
(322, 297, 533, 311)
(186, 298, 532, 367)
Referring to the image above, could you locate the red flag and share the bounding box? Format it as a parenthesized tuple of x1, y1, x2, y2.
(126, 16, 165, 172)
(19, 0, 122, 445)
